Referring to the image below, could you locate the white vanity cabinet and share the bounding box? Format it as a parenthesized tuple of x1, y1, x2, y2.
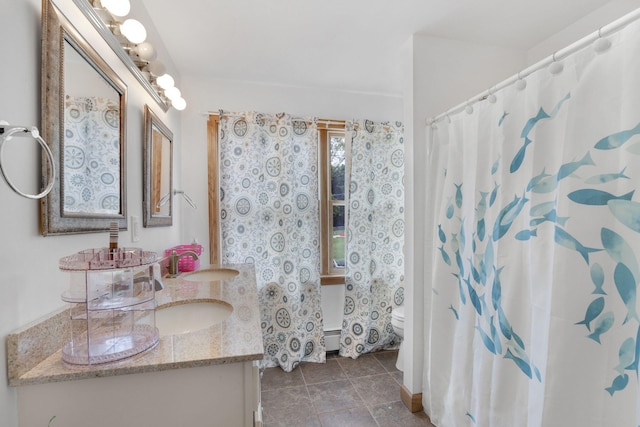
(17, 360, 262, 427)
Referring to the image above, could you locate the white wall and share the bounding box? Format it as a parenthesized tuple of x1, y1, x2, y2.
(0, 2, 182, 425)
(403, 35, 526, 398)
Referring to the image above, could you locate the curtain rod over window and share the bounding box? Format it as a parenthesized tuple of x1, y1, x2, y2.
(204, 111, 345, 127)
(427, 7, 640, 125)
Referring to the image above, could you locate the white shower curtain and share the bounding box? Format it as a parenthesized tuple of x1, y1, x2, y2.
(218, 111, 325, 371)
(424, 19, 640, 427)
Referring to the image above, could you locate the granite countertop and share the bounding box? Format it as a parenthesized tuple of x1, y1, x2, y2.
(7, 263, 264, 387)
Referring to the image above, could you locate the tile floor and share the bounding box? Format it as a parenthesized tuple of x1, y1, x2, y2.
(261, 350, 436, 427)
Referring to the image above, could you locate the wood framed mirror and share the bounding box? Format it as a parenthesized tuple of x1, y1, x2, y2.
(143, 105, 173, 227)
(41, 0, 127, 235)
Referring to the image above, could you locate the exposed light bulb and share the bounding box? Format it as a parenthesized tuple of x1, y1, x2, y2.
(134, 42, 156, 61)
(172, 97, 187, 111)
(164, 86, 181, 101)
(120, 19, 146, 44)
(156, 74, 175, 90)
(101, 0, 130, 17)
(147, 61, 166, 77)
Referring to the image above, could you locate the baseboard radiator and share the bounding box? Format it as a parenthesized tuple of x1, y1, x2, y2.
(324, 329, 341, 352)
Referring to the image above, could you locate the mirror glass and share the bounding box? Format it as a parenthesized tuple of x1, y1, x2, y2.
(143, 106, 173, 227)
(41, 0, 127, 235)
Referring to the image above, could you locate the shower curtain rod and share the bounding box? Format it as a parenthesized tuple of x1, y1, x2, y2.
(427, 7, 640, 125)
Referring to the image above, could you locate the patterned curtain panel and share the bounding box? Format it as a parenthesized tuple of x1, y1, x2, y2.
(219, 111, 325, 371)
(424, 19, 640, 426)
(63, 96, 120, 214)
(340, 119, 405, 358)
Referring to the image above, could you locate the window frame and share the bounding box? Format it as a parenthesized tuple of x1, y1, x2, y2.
(319, 123, 347, 285)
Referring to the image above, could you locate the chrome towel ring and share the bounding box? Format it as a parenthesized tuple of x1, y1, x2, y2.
(0, 123, 55, 199)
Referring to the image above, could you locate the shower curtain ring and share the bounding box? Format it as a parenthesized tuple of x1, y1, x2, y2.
(594, 27, 611, 53)
(487, 87, 497, 103)
(549, 51, 564, 74)
(515, 72, 527, 91)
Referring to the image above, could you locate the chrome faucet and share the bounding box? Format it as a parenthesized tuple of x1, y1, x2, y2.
(168, 250, 199, 277)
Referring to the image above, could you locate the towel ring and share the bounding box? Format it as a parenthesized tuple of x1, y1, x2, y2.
(0, 125, 56, 199)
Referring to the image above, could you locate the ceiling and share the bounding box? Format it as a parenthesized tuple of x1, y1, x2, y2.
(141, 0, 618, 96)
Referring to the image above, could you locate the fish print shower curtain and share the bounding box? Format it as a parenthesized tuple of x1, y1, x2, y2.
(424, 19, 640, 426)
(219, 111, 325, 371)
(340, 119, 405, 358)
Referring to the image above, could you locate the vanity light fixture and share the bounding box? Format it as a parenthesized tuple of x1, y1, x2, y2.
(88, 0, 186, 111)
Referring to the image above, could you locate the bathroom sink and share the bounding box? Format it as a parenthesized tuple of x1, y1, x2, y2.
(155, 301, 233, 336)
(182, 268, 239, 282)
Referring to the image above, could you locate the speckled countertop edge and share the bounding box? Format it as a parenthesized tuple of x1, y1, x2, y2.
(8, 264, 264, 387)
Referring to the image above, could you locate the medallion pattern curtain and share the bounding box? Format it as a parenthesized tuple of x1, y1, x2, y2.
(64, 96, 120, 214)
(424, 19, 640, 426)
(340, 119, 405, 358)
(219, 111, 325, 371)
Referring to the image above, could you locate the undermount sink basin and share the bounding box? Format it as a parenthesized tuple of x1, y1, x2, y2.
(182, 268, 240, 282)
(156, 301, 233, 336)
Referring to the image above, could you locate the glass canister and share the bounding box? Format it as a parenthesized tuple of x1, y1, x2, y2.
(59, 248, 160, 365)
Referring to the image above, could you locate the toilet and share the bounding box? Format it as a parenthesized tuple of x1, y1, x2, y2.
(391, 305, 405, 371)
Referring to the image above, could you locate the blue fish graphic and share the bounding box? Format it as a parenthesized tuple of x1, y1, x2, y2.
(614, 337, 635, 374)
(529, 209, 570, 227)
(587, 311, 615, 344)
(626, 326, 640, 373)
(483, 240, 495, 273)
(595, 121, 640, 150)
(433, 288, 440, 295)
(469, 258, 481, 284)
(590, 263, 606, 295)
(527, 169, 552, 192)
(497, 306, 512, 340)
(504, 348, 532, 378)
(438, 245, 451, 266)
(530, 174, 559, 194)
(492, 154, 501, 174)
(515, 229, 538, 241)
(448, 304, 459, 320)
(568, 189, 634, 206)
(605, 373, 629, 396)
(477, 218, 486, 241)
(472, 233, 477, 254)
(493, 194, 528, 241)
(451, 233, 460, 253)
(477, 191, 489, 218)
(627, 141, 640, 155)
(521, 107, 551, 139)
(510, 137, 533, 173)
(464, 276, 483, 316)
(446, 197, 454, 219)
(459, 221, 467, 252)
(455, 183, 463, 208)
(554, 226, 601, 264)
(491, 266, 504, 310)
(466, 412, 477, 424)
(601, 228, 640, 282)
(529, 200, 556, 217)
(490, 182, 500, 207)
(490, 316, 503, 355)
(608, 200, 640, 233)
(575, 297, 605, 331)
(476, 323, 496, 354)
(451, 273, 467, 304)
(557, 151, 595, 181)
(512, 331, 526, 349)
(498, 111, 509, 127)
(585, 167, 629, 184)
(614, 263, 639, 324)
(437, 224, 446, 243)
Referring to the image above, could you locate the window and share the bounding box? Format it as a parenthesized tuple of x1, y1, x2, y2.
(319, 123, 346, 284)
